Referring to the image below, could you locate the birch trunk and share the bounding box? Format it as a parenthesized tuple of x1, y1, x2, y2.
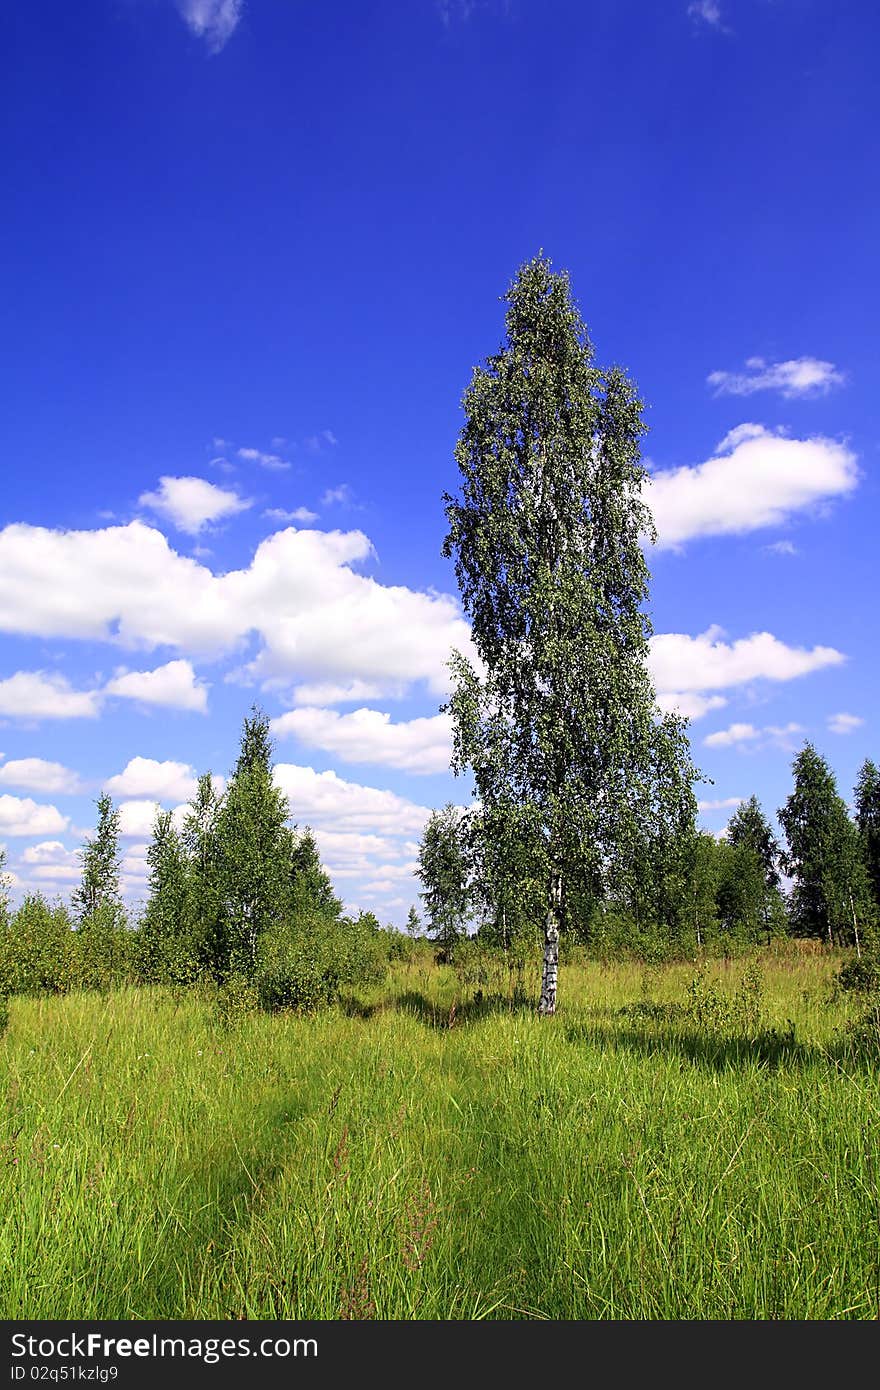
(538, 872, 562, 1016)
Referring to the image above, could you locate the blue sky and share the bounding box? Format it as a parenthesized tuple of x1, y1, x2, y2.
(1, 0, 877, 925)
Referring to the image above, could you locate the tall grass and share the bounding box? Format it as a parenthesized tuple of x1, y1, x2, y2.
(2, 949, 878, 1319)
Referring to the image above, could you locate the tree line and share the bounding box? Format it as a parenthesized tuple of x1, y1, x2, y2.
(0, 709, 401, 1009)
(417, 747, 880, 962)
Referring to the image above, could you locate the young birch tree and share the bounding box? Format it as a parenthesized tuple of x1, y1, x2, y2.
(442, 254, 696, 1013)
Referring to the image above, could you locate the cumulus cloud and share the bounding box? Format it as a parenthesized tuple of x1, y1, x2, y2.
(827, 712, 864, 736)
(139, 477, 251, 534)
(0, 521, 473, 700)
(0, 794, 68, 836)
(175, 0, 243, 53)
(0, 672, 101, 721)
(263, 507, 318, 524)
(649, 626, 845, 695)
(647, 426, 857, 547)
(708, 357, 845, 399)
(117, 800, 188, 839)
(20, 840, 80, 879)
(654, 691, 727, 722)
(105, 660, 209, 713)
(271, 708, 453, 775)
(703, 722, 806, 750)
(238, 447, 290, 471)
(275, 764, 431, 838)
(0, 758, 83, 795)
(697, 797, 744, 812)
(291, 679, 395, 706)
(104, 758, 200, 803)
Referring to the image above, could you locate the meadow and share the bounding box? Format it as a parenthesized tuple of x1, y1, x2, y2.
(2, 945, 878, 1321)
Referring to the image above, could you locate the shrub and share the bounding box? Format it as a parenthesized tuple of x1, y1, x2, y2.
(256, 921, 338, 1014)
(836, 953, 880, 995)
(72, 904, 135, 993)
(213, 974, 259, 1028)
(0, 895, 75, 996)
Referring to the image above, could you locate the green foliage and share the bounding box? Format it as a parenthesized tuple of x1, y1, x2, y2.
(855, 758, 880, 913)
(441, 253, 699, 1012)
(74, 904, 135, 993)
(72, 794, 122, 924)
(779, 743, 873, 945)
(836, 953, 880, 994)
(215, 707, 293, 978)
(684, 962, 765, 1037)
(137, 809, 201, 986)
(0, 994, 8, 1037)
(417, 804, 471, 960)
(255, 911, 388, 1014)
(0, 895, 75, 996)
(213, 974, 259, 1030)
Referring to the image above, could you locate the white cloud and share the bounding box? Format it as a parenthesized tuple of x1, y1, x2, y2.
(104, 758, 200, 803)
(271, 707, 453, 775)
(321, 485, 352, 505)
(117, 800, 188, 839)
(0, 521, 473, 700)
(274, 764, 431, 838)
(175, 0, 243, 53)
(0, 795, 68, 836)
(688, 0, 724, 27)
(121, 844, 151, 880)
(654, 691, 727, 722)
(827, 712, 864, 736)
(704, 723, 760, 748)
(765, 540, 798, 557)
(708, 356, 845, 399)
(697, 797, 744, 812)
(0, 759, 83, 794)
(21, 840, 75, 866)
(704, 721, 806, 750)
(238, 447, 290, 471)
(263, 507, 318, 524)
(105, 660, 209, 713)
(0, 672, 101, 721)
(139, 476, 251, 534)
(648, 426, 858, 547)
(291, 679, 394, 706)
(649, 626, 845, 694)
(20, 841, 80, 880)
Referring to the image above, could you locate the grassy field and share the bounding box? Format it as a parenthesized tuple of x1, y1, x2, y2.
(2, 946, 879, 1320)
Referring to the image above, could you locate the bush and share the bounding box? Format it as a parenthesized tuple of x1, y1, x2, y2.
(0, 895, 75, 996)
(72, 905, 136, 993)
(213, 974, 259, 1028)
(256, 921, 338, 1014)
(0, 994, 8, 1038)
(836, 953, 880, 995)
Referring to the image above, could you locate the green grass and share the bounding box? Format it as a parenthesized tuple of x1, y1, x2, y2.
(2, 947, 879, 1319)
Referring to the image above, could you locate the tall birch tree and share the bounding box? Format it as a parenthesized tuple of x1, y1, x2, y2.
(442, 253, 697, 1013)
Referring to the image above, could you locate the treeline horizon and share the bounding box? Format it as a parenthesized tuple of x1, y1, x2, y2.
(1, 699, 878, 1016)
